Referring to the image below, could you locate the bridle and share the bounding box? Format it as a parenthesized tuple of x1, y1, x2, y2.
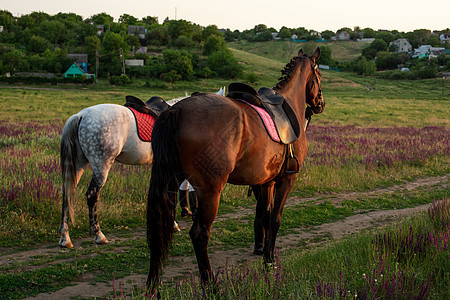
(302, 56, 324, 113)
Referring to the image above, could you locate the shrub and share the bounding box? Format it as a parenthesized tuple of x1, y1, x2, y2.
(245, 72, 258, 84)
(109, 74, 131, 85)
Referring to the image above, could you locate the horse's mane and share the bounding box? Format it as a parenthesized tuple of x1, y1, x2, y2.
(275, 55, 306, 90)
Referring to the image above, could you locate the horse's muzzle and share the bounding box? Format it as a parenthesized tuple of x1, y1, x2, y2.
(311, 99, 325, 114)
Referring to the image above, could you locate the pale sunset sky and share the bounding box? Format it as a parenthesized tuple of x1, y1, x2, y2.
(1, 0, 448, 32)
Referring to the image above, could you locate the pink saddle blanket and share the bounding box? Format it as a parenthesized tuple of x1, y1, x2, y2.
(128, 107, 155, 142)
(238, 100, 280, 143)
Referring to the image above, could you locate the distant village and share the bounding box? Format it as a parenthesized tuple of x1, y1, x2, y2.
(0, 15, 449, 80)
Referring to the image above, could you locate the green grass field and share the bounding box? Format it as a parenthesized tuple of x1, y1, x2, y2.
(228, 40, 372, 63)
(0, 47, 448, 299)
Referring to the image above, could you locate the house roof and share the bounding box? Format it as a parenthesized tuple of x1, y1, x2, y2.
(65, 63, 86, 75)
(67, 54, 88, 64)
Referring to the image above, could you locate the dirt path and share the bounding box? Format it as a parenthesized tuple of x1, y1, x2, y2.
(2, 174, 447, 299)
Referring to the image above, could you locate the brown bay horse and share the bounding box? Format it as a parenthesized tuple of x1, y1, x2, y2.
(147, 48, 325, 288)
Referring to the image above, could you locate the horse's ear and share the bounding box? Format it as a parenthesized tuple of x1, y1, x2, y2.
(298, 49, 304, 57)
(311, 47, 321, 62)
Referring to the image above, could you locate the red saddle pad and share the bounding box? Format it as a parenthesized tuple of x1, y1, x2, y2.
(128, 107, 155, 142)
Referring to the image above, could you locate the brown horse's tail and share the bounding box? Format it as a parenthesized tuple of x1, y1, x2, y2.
(147, 108, 181, 290)
(60, 114, 82, 224)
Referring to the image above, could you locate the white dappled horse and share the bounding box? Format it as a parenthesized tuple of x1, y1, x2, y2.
(59, 88, 225, 248)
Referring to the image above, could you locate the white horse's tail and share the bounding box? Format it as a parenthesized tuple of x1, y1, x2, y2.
(61, 115, 82, 224)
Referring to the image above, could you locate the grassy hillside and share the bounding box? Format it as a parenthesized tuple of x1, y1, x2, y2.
(228, 40, 371, 63)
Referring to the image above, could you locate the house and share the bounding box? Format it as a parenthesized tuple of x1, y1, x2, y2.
(439, 33, 450, 44)
(128, 25, 146, 39)
(96, 25, 105, 36)
(389, 38, 412, 53)
(67, 54, 88, 73)
(336, 31, 350, 41)
(357, 38, 376, 42)
(413, 45, 445, 59)
(64, 63, 94, 79)
(271, 32, 280, 40)
(429, 47, 445, 58)
(291, 34, 307, 42)
(125, 59, 144, 67)
(137, 38, 147, 54)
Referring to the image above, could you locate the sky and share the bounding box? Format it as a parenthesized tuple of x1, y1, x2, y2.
(1, 0, 449, 32)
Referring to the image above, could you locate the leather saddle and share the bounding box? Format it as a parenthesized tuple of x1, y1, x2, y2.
(124, 95, 170, 118)
(227, 82, 301, 144)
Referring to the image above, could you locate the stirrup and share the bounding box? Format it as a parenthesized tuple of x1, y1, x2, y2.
(285, 144, 299, 174)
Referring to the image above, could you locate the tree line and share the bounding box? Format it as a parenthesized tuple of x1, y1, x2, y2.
(0, 10, 449, 83)
(0, 10, 242, 82)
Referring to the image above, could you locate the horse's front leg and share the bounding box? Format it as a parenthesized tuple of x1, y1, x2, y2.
(86, 177, 109, 244)
(252, 182, 275, 255)
(264, 175, 296, 265)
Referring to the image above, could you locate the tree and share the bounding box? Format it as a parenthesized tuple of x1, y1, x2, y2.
(0, 50, 22, 74)
(162, 49, 193, 80)
(254, 31, 273, 42)
(254, 24, 268, 34)
(375, 31, 395, 44)
(356, 57, 376, 76)
(166, 19, 200, 41)
(27, 35, 50, 53)
(85, 35, 100, 52)
(337, 27, 352, 35)
(202, 25, 222, 40)
(75, 23, 98, 46)
(321, 30, 335, 40)
(293, 27, 309, 38)
(125, 34, 141, 52)
(90, 13, 113, 25)
(100, 32, 129, 76)
(119, 14, 138, 25)
(203, 34, 226, 55)
(0, 10, 14, 29)
(207, 48, 242, 78)
(101, 32, 128, 53)
(223, 29, 239, 42)
(37, 20, 67, 44)
(279, 27, 292, 39)
(405, 29, 432, 48)
(173, 35, 194, 48)
(362, 28, 376, 38)
(19, 12, 50, 27)
(147, 24, 168, 46)
(317, 46, 332, 65)
(362, 39, 388, 59)
(142, 16, 158, 26)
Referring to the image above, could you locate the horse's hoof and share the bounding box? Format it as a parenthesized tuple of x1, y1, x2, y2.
(94, 232, 109, 245)
(173, 221, 181, 232)
(253, 248, 263, 255)
(181, 208, 192, 218)
(59, 238, 73, 248)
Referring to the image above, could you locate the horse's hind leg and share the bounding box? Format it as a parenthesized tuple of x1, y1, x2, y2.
(86, 175, 109, 244)
(59, 166, 85, 248)
(189, 188, 222, 283)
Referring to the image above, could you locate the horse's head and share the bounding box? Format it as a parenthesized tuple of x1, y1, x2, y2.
(300, 48, 325, 114)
